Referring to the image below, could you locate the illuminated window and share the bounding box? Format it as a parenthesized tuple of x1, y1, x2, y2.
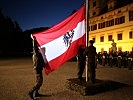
(115, 16, 125, 25)
(100, 36, 104, 42)
(129, 11, 133, 21)
(129, 31, 133, 39)
(117, 33, 122, 40)
(106, 19, 114, 27)
(108, 35, 112, 41)
(91, 24, 97, 31)
(98, 22, 105, 29)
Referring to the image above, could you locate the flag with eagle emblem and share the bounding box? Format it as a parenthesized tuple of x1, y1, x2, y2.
(33, 5, 86, 75)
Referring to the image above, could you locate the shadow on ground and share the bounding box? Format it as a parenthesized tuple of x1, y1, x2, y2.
(66, 77, 128, 96)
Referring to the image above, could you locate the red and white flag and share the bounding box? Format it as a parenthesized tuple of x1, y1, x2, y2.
(33, 5, 86, 75)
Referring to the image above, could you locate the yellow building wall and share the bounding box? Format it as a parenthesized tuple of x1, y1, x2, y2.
(89, 3, 133, 53)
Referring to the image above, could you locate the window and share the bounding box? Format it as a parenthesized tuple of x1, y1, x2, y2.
(115, 16, 125, 25)
(129, 11, 133, 21)
(91, 24, 97, 31)
(117, 33, 122, 40)
(102, 22, 105, 28)
(111, 19, 114, 26)
(108, 35, 112, 41)
(120, 16, 125, 23)
(106, 19, 114, 27)
(98, 22, 105, 29)
(129, 31, 133, 39)
(100, 36, 104, 42)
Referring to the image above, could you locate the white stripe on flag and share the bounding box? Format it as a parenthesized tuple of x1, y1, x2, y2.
(41, 20, 85, 62)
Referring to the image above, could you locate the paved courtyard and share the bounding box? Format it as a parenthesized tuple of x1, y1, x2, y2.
(0, 57, 133, 100)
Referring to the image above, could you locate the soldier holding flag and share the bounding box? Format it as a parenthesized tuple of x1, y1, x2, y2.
(28, 35, 45, 99)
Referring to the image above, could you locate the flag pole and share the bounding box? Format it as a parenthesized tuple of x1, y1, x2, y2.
(85, 0, 89, 82)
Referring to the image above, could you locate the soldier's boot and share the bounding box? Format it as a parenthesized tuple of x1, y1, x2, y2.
(28, 87, 36, 99)
(35, 90, 43, 97)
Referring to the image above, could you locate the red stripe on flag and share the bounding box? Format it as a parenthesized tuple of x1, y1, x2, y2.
(33, 6, 85, 46)
(33, 5, 86, 75)
(44, 34, 86, 75)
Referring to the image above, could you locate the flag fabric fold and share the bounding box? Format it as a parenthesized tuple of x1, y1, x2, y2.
(33, 5, 86, 75)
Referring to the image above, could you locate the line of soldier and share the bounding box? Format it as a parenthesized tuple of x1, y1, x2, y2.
(97, 50, 133, 70)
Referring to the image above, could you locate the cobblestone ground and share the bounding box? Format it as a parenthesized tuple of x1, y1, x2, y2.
(0, 57, 133, 100)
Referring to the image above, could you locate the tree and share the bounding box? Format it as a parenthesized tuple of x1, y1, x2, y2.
(0, 9, 24, 57)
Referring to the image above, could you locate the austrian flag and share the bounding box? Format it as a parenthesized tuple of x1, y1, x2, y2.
(33, 5, 86, 75)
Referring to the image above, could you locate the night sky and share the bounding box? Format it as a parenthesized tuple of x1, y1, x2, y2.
(0, 0, 85, 31)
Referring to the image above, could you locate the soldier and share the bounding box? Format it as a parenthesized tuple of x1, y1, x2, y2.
(77, 46, 86, 81)
(113, 52, 118, 67)
(108, 51, 114, 67)
(97, 52, 102, 65)
(101, 51, 106, 66)
(28, 35, 45, 99)
(128, 51, 133, 70)
(84, 40, 97, 84)
(117, 50, 123, 68)
(122, 51, 128, 68)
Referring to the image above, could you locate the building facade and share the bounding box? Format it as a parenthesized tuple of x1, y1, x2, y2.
(88, 0, 133, 53)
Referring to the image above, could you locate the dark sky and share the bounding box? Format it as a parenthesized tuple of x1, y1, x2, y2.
(0, 0, 85, 31)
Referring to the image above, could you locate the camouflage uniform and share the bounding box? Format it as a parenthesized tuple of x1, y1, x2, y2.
(29, 39, 44, 99)
(77, 46, 86, 80)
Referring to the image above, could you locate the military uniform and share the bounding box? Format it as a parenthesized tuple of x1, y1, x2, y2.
(77, 46, 86, 80)
(29, 39, 45, 99)
(122, 51, 128, 68)
(128, 51, 133, 70)
(117, 51, 123, 68)
(108, 51, 114, 67)
(101, 52, 106, 66)
(84, 40, 96, 84)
